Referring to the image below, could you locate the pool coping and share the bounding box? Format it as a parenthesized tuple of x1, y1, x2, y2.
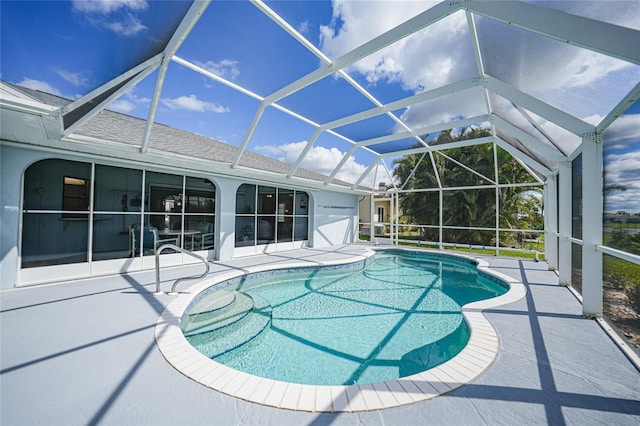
(154, 247, 526, 412)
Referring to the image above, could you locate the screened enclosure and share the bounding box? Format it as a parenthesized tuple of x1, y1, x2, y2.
(1, 1, 639, 345)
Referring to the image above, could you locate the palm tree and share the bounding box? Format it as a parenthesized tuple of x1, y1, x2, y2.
(393, 128, 541, 245)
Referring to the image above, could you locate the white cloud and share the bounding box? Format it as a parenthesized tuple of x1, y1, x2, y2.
(520, 48, 632, 96)
(604, 152, 640, 187)
(320, 1, 439, 57)
(195, 59, 240, 81)
(603, 114, 640, 149)
(603, 150, 640, 213)
(108, 99, 136, 113)
(319, 1, 637, 128)
(72, 0, 148, 36)
(395, 86, 488, 132)
(562, 52, 630, 90)
(318, 1, 484, 144)
(102, 14, 147, 36)
(106, 87, 149, 113)
(475, 12, 638, 120)
(54, 68, 91, 88)
(560, 1, 640, 32)
(603, 115, 640, 213)
(161, 95, 229, 113)
(298, 20, 311, 35)
(319, 1, 475, 92)
(71, 0, 147, 15)
(14, 78, 63, 96)
(256, 141, 369, 185)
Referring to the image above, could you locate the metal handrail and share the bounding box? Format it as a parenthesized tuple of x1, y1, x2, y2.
(154, 244, 210, 295)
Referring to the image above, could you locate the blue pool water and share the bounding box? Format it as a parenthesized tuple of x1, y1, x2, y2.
(183, 250, 508, 386)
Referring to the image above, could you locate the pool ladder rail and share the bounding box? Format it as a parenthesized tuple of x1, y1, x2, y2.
(154, 244, 210, 295)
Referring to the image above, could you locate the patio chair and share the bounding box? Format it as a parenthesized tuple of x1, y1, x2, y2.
(258, 218, 274, 243)
(200, 222, 214, 249)
(129, 224, 179, 256)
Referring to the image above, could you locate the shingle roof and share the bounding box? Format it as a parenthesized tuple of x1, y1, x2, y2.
(10, 84, 355, 188)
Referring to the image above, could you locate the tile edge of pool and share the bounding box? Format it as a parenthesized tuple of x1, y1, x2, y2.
(155, 248, 527, 413)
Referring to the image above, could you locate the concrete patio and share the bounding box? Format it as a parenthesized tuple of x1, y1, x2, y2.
(1, 244, 639, 425)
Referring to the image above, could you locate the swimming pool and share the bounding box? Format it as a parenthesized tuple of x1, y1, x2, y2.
(155, 246, 525, 412)
(181, 250, 508, 386)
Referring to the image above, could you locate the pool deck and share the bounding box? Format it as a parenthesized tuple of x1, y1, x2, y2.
(1, 244, 639, 425)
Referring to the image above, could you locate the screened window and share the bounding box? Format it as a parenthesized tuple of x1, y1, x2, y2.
(235, 184, 308, 247)
(22, 158, 216, 268)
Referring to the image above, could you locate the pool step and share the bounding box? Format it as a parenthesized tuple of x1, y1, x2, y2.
(185, 293, 272, 358)
(182, 291, 253, 336)
(187, 290, 236, 315)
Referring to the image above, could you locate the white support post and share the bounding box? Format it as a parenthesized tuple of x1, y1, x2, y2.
(389, 193, 394, 244)
(545, 174, 559, 270)
(495, 185, 500, 256)
(581, 132, 603, 318)
(558, 161, 572, 286)
(438, 189, 443, 249)
(395, 191, 400, 245)
(494, 144, 500, 256)
(370, 193, 375, 243)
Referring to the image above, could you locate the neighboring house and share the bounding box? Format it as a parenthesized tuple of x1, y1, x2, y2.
(358, 183, 393, 237)
(0, 83, 366, 288)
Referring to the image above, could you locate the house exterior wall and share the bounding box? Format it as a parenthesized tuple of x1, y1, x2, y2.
(0, 143, 359, 289)
(1, 145, 34, 289)
(312, 191, 359, 246)
(358, 195, 371, 225)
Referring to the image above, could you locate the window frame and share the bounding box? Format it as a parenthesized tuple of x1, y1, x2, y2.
(235, 184, 309, 247)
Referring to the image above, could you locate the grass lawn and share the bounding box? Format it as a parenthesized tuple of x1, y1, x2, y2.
(604, 254, 640, 288)
(394, 240, 545, 261)
(358, 233, 545, 261)
(603, 222, 640, 229)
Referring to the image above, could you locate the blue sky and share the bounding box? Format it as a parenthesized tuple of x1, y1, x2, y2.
(1, 0, 639, 212)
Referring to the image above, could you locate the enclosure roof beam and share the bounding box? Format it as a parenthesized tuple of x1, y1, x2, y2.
(165, 1, 211, 58)
(232, 102, 267, 168)
(381, 136, 495, 159)
(288, 128, 323, 179)
(255, 0, 424, 145)
(322, 78, 478, 132)
(140, 56, 170, 154)
(325, 145, 358, 185)
(429, 151, 443, 190)
(483, 76, 594, 137)
(596, 80, 640, 133)
(491, 114, 566, 163)
(494, 136, 552, 176)
(172, 56, 263, 101)
(61, 2, 209, 139)
(62, 55, 162, 137)
(400, 152, 429, 191)
(512, 103, 568, 156)
(352, 156, 382, 190)
(254, 0, 426, 159)
(264, 1, 460, 106)
(436, 151, 496, 185)
(465, 0, 640, 65)
(354, 115, 490, 148)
